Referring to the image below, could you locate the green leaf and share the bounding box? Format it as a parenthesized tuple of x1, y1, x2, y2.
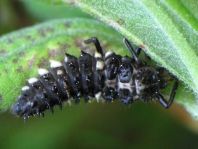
(22, 0, 90, 20)
(60, 0, 198, 118)
(0, 18, 125, 111)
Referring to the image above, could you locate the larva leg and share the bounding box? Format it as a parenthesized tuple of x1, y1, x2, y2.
(84, 37, 105, 58)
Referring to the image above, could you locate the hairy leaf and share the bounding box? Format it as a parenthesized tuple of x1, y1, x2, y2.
(60, 0, 198, 118)
(22, 0, 90, 20)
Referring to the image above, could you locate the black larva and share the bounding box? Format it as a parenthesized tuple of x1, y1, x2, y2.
(12, 37, 179, 119)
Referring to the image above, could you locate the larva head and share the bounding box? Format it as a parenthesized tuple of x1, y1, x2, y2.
(134, 67, 159, 99)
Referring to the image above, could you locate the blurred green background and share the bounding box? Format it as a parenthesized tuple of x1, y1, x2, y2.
(0, 0, 198, 149)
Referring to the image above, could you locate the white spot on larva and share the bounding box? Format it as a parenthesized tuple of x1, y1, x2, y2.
(95, 92, 102, 102)
(135, 80, 145, 94)
(67, 100, 72, 106)
(64, 56, 68, 62)
(22, 86, 30, 91)
(105, 79, 116, 88)
(50, 60, 62, 68)
(88, 100, 92, 103)
(38, 68, 49, 76)
(105, 51, 113, 58)
(96, 61, 104, 70)
(28, 78, 38, 84)
(57, 70, 63, 75)
(95, 52, 102, 58)
(118, 80, 133, 93)
(26, 101, 34, 107)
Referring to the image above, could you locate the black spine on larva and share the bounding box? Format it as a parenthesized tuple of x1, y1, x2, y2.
(63, 53, 81, 102)
(79, 51, 95, 101)
(50, 64, 69, 101)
